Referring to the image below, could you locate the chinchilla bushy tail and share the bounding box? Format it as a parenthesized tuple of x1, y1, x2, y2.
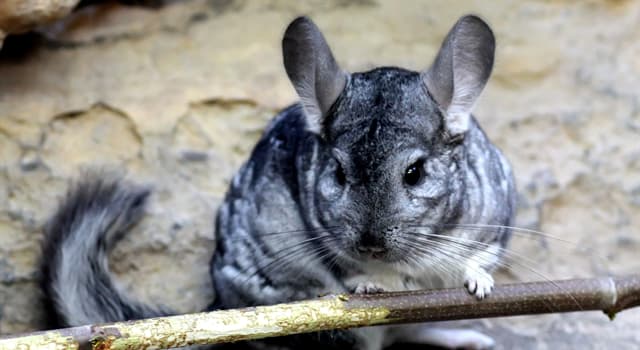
(40, 175, 171, 328)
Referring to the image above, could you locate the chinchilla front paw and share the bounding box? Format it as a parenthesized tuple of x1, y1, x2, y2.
(352, 282, 385, 294)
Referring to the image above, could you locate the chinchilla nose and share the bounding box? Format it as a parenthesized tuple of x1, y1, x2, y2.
(356, 232, 387, 256)
(356, 245, 387, 254)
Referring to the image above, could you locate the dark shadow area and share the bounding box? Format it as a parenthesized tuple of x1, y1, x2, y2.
(0, 32, 43, 62)
(0, 0, 179, 61)
(77, 0, 177, 9)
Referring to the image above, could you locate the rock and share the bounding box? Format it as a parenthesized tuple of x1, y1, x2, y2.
(0, 0, 79, 48)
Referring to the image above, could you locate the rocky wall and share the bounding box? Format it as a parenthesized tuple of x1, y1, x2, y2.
(0, 1, 638, 348)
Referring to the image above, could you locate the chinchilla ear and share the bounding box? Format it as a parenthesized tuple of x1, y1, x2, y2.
(282, 16, 348, 133)
(422, 15, 495, 137)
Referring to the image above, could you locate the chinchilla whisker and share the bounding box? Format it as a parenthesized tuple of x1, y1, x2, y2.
(461, 254, 563, 312)
(227, 226, 341, 242)
(264, 245, 333, 276)
(268, 234, 339, 266)
(400, 244, 450, 276)
(396, 237, 469, 278)
(409, 223, 575, 245)
(248, 234, 336, 271)
(403, 233, 583, 310)
(457, 223, 575, 244)
(401, 238, 485, 281)
(310, 249, 339, 272)
(399, 236, 563, 312)
(236, 240, 337, 288)
(262, 245, 337, 285)
(325, 254, 340, 273)
(445, 240, 578, 311)
(406, 226, 609, 264)
(406, 232, 553, 275)
(410, 229, 589, 281)
(266, 235, 338, 264)
(248, 232, 337, 260)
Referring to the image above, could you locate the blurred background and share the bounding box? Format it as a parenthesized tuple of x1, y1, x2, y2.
(0, 0, 638, 348)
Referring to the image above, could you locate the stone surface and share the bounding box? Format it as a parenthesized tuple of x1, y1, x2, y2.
(0, 0, 639, 348)
(0, 0, 79, 47)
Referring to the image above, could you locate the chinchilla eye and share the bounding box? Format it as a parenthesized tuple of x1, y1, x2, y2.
(404, 160, 425, 186)
(335, 163, 346, 186)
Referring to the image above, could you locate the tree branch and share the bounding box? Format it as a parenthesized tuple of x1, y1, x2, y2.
(1, 275, 638, 350)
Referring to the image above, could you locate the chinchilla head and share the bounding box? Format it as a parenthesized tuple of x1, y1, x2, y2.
(282, 16, 495, 265)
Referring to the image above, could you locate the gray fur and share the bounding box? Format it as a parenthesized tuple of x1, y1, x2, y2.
(423, 15, 495, 136)
(40, 176, 171, 327)
(283, 16, 348, 133)
(212, 16, 516, 349)
(41, 15, 516, 350)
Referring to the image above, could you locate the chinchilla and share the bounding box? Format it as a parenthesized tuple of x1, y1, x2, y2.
(41, 15, 515, 350)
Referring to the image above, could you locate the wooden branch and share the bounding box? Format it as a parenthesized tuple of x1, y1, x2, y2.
(1, 275, 638, 350)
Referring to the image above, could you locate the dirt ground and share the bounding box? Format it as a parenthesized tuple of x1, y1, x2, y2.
(0, 1, 638, 348)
